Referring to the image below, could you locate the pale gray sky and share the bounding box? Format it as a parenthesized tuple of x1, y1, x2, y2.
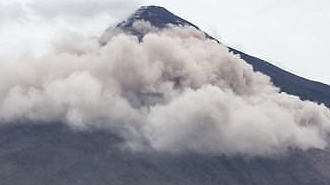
(1, 0, 329, 84)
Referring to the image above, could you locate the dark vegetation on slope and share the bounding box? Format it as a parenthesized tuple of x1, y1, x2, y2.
(1, 124, 330, 185)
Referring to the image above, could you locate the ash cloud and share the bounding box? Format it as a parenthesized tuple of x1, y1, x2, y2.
(1, 21, 330, 156)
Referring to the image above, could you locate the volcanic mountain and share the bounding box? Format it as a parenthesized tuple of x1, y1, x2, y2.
(1, 5, 330, 185)
(101, 5, 330, 108)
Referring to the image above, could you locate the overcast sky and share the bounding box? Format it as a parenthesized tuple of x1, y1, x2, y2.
(1, 0, 329, 84)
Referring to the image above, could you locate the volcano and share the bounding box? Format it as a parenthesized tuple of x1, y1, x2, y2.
(101, 5, 330, 108)
(1, 6, 330, 185)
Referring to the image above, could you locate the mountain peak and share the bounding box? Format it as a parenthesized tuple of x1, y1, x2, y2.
(117, 5, 199, 29)
(99, 5, 202, 45)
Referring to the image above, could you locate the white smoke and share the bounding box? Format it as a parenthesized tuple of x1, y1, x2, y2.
(1, 21, 330, 156)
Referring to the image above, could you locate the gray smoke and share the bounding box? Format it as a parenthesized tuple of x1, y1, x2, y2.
(1, 21, 330, 156)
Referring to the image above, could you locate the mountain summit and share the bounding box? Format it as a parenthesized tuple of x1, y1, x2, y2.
(100, 6, 202, 44)
(117, 5, 199, 29)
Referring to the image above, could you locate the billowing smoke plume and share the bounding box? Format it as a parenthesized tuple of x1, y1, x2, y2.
(1, 21, 330, 156)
